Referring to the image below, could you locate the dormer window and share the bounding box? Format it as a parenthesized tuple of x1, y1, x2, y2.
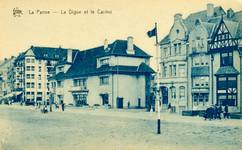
(44, 54, 48, 57)
(57, 66, 64, 73)
(100, 58, 109, 66)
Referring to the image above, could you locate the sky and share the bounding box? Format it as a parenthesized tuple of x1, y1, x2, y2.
(0, 0, 241, 69)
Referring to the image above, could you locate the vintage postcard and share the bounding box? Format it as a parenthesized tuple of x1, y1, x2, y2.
(0, 0, 242, 150)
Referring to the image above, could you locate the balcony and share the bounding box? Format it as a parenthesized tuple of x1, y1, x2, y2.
(69, 86, 88, 92)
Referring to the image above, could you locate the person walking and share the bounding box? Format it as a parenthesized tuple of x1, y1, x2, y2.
(224, 105, 229, 119)
(61, 101, 65, 112)
(218, 105, 222, 120)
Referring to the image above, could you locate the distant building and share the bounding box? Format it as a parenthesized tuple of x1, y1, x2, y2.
(13, 46, 78, 104)
(159, 3, 242, 112)
(50, 37, 154, 108)
(0, 57, 16, 101)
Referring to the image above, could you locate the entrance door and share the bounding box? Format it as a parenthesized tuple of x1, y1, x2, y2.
(101, 94, 109, 105)
(161, 86, 168, 104)
(117, 97, 123, 108)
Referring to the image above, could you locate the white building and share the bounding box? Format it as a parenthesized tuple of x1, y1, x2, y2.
(13, 46, 78, 105)
(50, 37, 154, 108)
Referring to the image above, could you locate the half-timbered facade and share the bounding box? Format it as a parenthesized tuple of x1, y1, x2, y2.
(209, 17, 241, 112)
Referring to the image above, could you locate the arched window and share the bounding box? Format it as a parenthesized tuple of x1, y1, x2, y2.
(179, 86, 185, 99)
(170, 86, 176, 99)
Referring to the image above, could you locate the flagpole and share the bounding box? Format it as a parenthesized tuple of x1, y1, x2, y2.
(155, 22, 161, 134)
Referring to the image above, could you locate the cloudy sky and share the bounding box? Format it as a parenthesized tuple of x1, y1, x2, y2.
(0, 0, 241, 68)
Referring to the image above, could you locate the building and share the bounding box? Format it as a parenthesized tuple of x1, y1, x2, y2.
(0, 57, 16, 101)
(159, 3, 242, 112)
(13, 46, 78, 104)
(50, 37, 154, 108)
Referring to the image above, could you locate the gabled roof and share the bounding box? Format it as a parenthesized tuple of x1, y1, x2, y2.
(15, 46, 80, 63)
(159, 5, 242, 44)
(51, 40, 154, 80)
(30, 46, 79, 61)
(191, 66, 209, 77)
(215, 66, 239, 75)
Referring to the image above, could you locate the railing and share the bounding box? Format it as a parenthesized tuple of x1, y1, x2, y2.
(69, 86, 88, 92)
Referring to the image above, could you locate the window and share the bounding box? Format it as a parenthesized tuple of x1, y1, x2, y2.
(51, 82, 56, 88)
(31, 66, 35, 71)
(217, 76, 237, 106)
(26, 74, 31, 79)
(38, 75, 41, 80)
(171, 86, 176, 99)
(172, 65, 176, 76)
(26, 58, 31, 63)
(179, 86, 185, 99)
(38, 83, 41, 89)
(57, 81, 64, 88)
(100, 58, 109, 66)
(31, 59, 35, 63)
(39, 60, 41, 64)
(31, 83, 34, 88)
(169, 65, 172, 77)
(26, 82, 34, 88)
(57, 66, 64, 73)
(73, 78, 87, 87)
(221, 52, 233, 66)
(164, 47, 168, 57)
(100, 76, 109, 85)
(178, 64, 185, 77)
(26, 66, 31, 71)
(47, 83, 50, 90)
(39, 66, 42, 72)
(174, 44, 177, 55)
(26, 82, 31, 88)
(178, 43, 181, 54)
(163, 66, 167, 77)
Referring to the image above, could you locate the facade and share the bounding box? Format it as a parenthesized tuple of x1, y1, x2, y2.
(0, 57, 16, 101)
(50, 37, 154, 108)
(159, 3, 242, 112)
(13, 46, 78, 104)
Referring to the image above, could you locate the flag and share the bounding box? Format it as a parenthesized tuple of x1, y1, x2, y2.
(147, 27, 157, 38)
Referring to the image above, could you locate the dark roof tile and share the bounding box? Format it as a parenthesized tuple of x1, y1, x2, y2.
(215, 66, 239, 75)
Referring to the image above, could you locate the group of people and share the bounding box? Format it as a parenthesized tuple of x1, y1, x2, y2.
(39, 101, 65, 113)
(204, 105, 229, 120)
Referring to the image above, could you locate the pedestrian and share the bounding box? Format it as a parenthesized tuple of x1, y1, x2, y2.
(61, 101, 65, 112)
(213, 105, 218, 119)
(218, 105, 222, 120)
(127, 101, 130, 109)
(167, 103, 171, 112)
(224, 105, 229, 119)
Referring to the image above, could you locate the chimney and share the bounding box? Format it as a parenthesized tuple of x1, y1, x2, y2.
(67, 49, 72, 63)
(127, 36, 135, 54)
(207, 3, 214, 17)
(174, 13, 182, 22)
(104, 39, 108, 50)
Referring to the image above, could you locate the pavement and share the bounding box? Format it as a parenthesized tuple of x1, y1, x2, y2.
(0, 104, 242, 150)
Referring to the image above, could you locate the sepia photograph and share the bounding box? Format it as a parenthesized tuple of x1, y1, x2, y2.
(0, 0, 242, 149)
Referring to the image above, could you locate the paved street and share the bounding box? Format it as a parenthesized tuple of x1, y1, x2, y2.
(0, 105, 242, 150)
